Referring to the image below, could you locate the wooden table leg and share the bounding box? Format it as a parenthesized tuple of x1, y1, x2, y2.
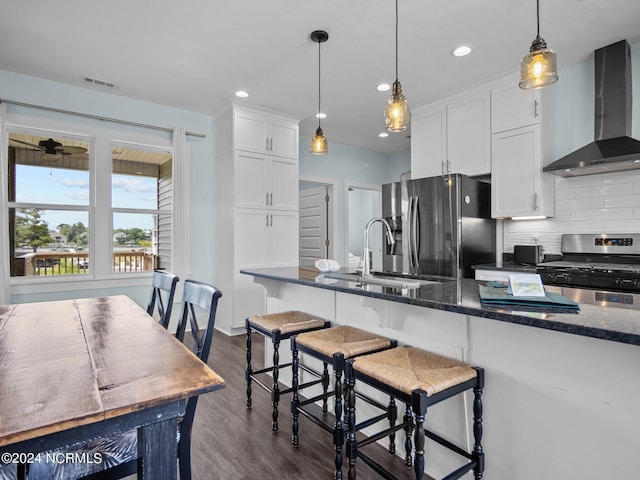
(137, 416, 178, 480)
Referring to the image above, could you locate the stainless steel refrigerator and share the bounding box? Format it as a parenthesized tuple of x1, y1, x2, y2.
(382, 173, 495, 279)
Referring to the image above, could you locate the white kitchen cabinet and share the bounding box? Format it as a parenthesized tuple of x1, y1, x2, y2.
(234, 151, 298, 211)
(233, 209, 299, 328)
(491, 124, 554, 218)
(411, 90, 490, 179)
(411, 104, 446, 178)
(234, 106, 299, 159)
(213, 104, 300, 332)
(490, 74, 555, 219)
(491, 76, 542, 133)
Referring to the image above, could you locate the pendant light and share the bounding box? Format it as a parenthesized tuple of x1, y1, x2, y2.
(384, 0, 410, 132)
(519, 0, 558, 89)
(310, 30, 329, 155)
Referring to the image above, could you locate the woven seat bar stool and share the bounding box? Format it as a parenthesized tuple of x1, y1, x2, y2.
(246, 310, 330, 432)
(344, 346, 485, 480)
(291, 326, 397, 479)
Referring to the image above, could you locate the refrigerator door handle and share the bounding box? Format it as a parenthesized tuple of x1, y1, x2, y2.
(414, 196, 420, 268)
(407, 197, 413, 269)
(410, 195, 419, 269)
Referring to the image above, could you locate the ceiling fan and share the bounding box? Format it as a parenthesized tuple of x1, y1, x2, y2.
(10, 137, 88, 161)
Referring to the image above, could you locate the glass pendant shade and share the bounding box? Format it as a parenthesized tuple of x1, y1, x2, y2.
(385, 80, 410, 132)
(519, 37, 558, 89)
(310, 127, 328, 155)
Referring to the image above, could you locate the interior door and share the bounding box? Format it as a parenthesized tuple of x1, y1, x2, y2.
(299, 185, 329, 266)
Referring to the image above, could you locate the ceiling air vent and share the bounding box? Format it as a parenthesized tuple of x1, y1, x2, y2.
(82, 76, 116, 88)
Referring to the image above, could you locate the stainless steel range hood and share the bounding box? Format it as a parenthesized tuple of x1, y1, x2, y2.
(544, 40, 640, 177)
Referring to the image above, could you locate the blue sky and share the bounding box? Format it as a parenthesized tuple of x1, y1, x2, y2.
(16, 165, 157, 231)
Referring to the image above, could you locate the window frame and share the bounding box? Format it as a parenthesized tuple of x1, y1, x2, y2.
(3, 110, 186, 296)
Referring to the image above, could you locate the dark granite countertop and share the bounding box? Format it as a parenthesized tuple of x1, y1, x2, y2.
(240, 266, 640, 347)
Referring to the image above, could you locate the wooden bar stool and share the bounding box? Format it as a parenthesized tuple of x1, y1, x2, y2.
(246, 311, 330, 432)
(291, 326, 397, 479)
(344, 346, 485, 480)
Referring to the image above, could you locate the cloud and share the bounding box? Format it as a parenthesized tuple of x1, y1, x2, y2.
(112, 177, 156, 194)
(59, 178, 90, 189)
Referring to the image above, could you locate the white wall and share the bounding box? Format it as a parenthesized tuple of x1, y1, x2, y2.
(299, 136, 410, 264)
(0, 69, 216, 305)
(504, 42, 640, 255)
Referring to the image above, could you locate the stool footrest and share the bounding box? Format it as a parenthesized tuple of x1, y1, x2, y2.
(249, 375, 273, 394)
(356, 451, 397, 480)
(356, 420, 405, 448)
(296, 406, 334, 434)
(251, 362, 293, 377)
(424, 428, 472, 461)
(298, 390, 334, 408)
(441, 461, 477, 480)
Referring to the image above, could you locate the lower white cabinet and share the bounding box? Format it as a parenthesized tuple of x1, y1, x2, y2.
(232, 209, 299, 328)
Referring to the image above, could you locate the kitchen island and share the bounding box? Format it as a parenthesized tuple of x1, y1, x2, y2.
(241, 266, 640, 480)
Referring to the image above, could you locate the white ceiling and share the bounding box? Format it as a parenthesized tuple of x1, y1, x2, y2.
(1, 0, 640, 155)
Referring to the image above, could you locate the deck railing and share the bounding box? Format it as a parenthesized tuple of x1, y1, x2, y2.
(14, 251, 155, 276)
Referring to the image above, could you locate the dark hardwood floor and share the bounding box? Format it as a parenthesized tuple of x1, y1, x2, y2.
(190, 331, 421, 480)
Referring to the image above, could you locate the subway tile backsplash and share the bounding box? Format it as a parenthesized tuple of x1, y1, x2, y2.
(504, 170, 640, 255)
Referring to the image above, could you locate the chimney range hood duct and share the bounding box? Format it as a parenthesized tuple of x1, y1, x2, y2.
(544, 40, 640, 177)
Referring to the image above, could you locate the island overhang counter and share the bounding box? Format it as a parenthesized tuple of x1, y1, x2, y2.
(240, 266, 639, 480)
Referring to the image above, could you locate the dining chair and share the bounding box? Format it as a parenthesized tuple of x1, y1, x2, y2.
(147, 269, 180, 329)
(26, 280, 222, 480)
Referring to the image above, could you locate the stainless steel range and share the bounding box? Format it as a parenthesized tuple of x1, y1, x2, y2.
(537, 234, 640, 292)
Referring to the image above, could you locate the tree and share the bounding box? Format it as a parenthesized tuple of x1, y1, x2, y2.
(15, 209, 53, 252)
(58, 222, 88, 246)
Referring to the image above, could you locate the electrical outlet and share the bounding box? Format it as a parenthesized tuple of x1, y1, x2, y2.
(532, 235, 540, 245)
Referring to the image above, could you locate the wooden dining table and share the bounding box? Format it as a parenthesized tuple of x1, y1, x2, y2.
(0, 295, 225, 480)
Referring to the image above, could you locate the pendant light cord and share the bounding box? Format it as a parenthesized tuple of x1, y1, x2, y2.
(318, 38, 322, 129)
(536, 0, 540, 38)
(395, 0, 399, 82)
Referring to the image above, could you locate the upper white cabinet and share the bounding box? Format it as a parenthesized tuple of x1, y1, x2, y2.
(234, 152, 298, 211)
(490, 75, 555, 219)
(234, 107, 299, 159)
(411, 89, 490, 179)
(491, 77, 541, 133)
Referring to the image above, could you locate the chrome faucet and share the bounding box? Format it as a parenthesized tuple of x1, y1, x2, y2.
(362, 217, 395, 277)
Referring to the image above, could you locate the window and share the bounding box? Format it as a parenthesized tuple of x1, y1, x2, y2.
(5, 124, 178, 288)
(111, 145, 173, 273)
(8, 132, 91, 277)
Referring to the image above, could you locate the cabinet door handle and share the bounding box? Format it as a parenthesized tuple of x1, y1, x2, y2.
(269, 138, 273, 151)
(266, 192, 270, 206)
(533, 192, 538, 210)
(534, 99, 539, 118)
(265, 137, 269, 151)
(266, 214, 269, 226)
(270, 214, 273, 227)
(441, 161, 445, 177)
(269, 192, 273, 205)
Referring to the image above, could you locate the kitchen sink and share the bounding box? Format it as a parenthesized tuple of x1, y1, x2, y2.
(323, 272, 441, 289)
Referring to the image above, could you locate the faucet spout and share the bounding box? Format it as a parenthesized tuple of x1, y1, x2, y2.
(362, 217, 395, 277)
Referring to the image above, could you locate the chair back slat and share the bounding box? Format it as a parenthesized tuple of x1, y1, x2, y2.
(146, 270, 179, 329)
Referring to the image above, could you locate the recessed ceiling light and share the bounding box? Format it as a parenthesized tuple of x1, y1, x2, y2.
(235, 90, 249, 98)
(451, 46, 472, 57)
(379, 132, 389, 138)
(377, 83, 391, 92)
(315, 112, 327, 119)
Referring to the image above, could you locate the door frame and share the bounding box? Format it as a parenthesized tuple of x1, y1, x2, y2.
(299, 175, 337, 264)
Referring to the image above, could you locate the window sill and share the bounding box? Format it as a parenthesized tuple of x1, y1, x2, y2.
(9, 273, 153, 296)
